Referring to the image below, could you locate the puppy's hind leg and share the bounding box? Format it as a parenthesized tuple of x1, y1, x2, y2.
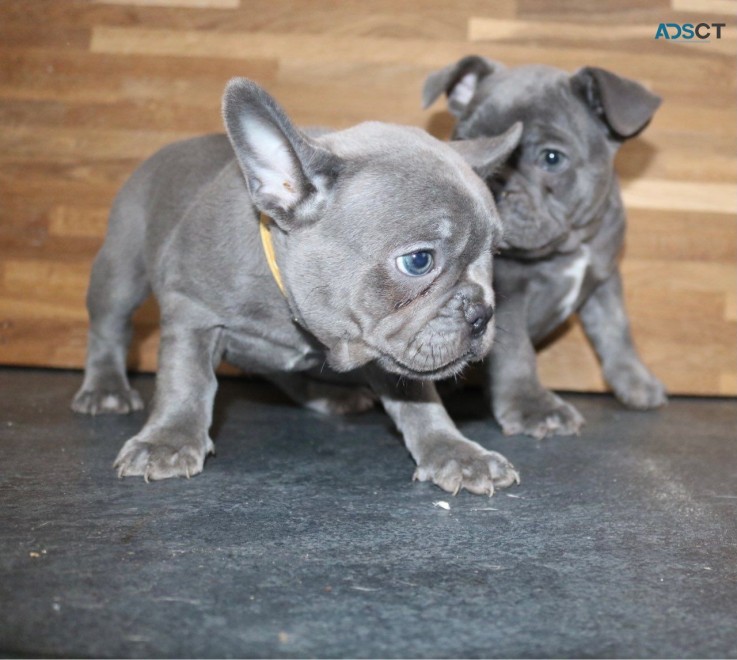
(267, 372, 376, 416)
(72, 201, 150, 415)
(114, 325, 222, 480)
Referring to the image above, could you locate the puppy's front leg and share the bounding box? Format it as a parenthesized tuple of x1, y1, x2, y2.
(489, 294, 584, 439)
(578, 270, 667, 409)
(114, 326, 222, 480)
(368, 371, 519, 496)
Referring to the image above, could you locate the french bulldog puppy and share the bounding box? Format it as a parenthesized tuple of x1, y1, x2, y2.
(423, 56, 667, 439)
(72, 78, 524, 496)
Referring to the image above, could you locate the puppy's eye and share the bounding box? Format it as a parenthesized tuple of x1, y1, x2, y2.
(396, 251, 434, 277)
(538, 149, 567, 171)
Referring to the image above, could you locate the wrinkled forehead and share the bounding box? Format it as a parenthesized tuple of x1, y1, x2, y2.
(320, 122, 493, 228)
(479, 65, 569, 107)
(334, 160, 495, 249)
(324, 122, 488, 199)
(467, 66, 600, 147)
(317, 122, 497, 249)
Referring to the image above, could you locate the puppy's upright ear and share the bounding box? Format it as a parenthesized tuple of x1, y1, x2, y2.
(448, 122, 523, 180)
(422, 55, 499, 117)
(570, 67, 661, 140)
(223, 78, 341, 228)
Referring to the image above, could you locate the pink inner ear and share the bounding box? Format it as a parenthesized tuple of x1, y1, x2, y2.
(242, 117, 301, 207)
(451, 73, 479, 106)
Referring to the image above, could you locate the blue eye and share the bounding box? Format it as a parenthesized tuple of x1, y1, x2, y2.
(397, 251, 434, 277)
(538, 149, 567, 171)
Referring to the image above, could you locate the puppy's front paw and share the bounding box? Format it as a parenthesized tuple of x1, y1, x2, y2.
(413, 435, 519, 496)
(608, 363, 668, 410)
(72, 387, 144, 415)
(495, 390, 585, 439)
(114, 430, 215, 481)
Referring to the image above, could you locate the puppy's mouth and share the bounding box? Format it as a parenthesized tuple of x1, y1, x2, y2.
(377, 349, 475, 381)
(498, 232, 569, 259)
(371, 310, 496, 380)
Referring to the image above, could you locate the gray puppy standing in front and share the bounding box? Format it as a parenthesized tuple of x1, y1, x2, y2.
(72, 78, 524, 496)
(423, 57, 667, 438)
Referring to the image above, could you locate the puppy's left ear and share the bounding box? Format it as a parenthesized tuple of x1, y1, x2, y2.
(223, 78, 342, 229)
(422, 55, 500, 117)
(571, 67, 661, 140)
(448, 122, 523, 180)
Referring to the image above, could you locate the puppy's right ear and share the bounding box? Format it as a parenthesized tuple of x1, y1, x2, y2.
(223, 78, 341, 229)
(570, 67, 661, 140)
(422, 55, 498, 117)
(448, 122, 523, 180)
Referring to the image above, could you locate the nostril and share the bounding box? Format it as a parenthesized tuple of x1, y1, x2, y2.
(471, 314, 488, 337)
(466, 303, 494, 338)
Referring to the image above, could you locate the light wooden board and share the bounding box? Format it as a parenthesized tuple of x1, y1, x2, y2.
(0, 0, 735, 396)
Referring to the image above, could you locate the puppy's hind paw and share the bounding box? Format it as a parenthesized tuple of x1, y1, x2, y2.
(71, 387, 144, 415)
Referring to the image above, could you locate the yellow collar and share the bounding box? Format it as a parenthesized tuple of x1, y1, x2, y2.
(259, 212, 286, 296)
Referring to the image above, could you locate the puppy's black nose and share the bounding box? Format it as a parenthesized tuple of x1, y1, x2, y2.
(465, 302, 494, 338)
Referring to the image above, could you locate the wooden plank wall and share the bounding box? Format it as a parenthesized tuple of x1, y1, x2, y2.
(0, 0, 735, 396)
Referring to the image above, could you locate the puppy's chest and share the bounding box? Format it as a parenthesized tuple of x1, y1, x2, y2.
(221, 323, 324, 374)
(528, 247, 599, 335)
(556, 247, 591, 319)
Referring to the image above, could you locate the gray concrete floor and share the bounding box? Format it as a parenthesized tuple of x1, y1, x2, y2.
(1, 366, 736, 658)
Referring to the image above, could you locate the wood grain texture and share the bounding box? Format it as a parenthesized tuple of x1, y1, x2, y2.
(671, 0, 736, 15)
(0, 0, 734, 396)
(95, 0, 241, 7)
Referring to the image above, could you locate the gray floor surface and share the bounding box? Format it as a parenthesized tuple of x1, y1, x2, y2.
(1, 366, 736, 658)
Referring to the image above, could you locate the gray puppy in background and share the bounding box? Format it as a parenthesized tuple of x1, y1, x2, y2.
(72, 78, 524, 496)
(424, 56, 667, 439)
